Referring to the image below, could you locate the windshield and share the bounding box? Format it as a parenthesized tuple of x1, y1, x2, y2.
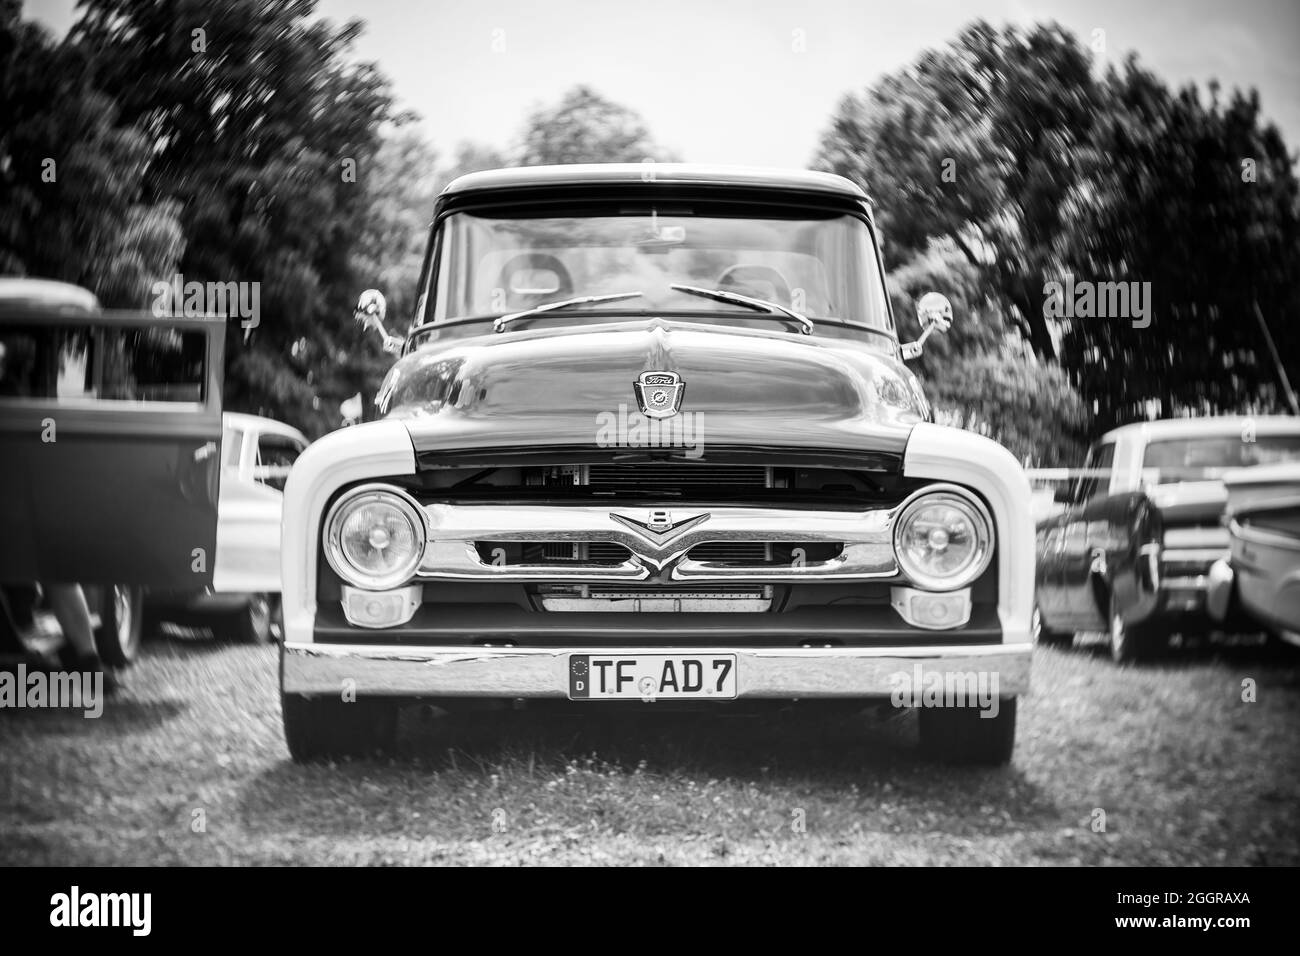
(427, 206, 892, 331)
(1143, 434, 1300, 483)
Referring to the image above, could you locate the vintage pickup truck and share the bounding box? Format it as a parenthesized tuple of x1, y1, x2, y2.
(279, 164, 1034, 764)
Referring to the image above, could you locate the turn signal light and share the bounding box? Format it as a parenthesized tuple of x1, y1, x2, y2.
(891, 587, 972, 630)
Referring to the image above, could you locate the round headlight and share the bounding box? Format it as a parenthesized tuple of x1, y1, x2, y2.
(893, 489, 993, 591)
(325, 486, 426, 589)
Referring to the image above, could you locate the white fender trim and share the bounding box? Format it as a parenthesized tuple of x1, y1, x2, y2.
(280, 421, 416, 645)
(903, 422, 1034, 644)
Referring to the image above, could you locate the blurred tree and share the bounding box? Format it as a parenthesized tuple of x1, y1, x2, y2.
(0, 4, 183, 304)
(95, 200, 187, 307)
(69, 0, 398, 435)
(891, 240, 1087, 466)
(353, 125, 439, 325)
(519, 85, 678, 166)
(818, 20, 1300, 438)
(1059, 62, 1300, 430)
(436, 141, 510, 190)
(816, 21, 1102, 359)
(341, 124, 441, 420)
(925, 347, 1089, 467)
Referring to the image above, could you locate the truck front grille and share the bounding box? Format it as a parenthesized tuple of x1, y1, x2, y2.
(475, 541, 843, 568)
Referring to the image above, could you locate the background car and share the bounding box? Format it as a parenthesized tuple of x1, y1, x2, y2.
(1207, 462, 1300, 647)
(146, 412, 309, 643)
(0, 278, 226, 666)
(1035, 416, 1300, 661)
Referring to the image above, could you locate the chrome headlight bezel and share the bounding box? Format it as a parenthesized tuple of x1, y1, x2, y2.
(324, 484, 428, 590)
(892, 485, 994, 592)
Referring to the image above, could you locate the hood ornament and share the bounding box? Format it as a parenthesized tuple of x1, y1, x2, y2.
(634, 370, 684, 418)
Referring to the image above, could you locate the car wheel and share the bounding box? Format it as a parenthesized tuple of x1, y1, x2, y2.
(1033, 604, 1073, 648)
(918, 697, 1016, 765)
(1108, 594, 1164, 664)
(282, 694, 399, 762)
(93, 584, 143, 668)
(217, 594, 273, 644)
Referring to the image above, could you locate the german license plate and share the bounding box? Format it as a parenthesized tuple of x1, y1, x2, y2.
(568, 654, 737, 700)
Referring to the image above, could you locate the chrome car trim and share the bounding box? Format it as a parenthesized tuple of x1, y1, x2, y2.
(1162, 526, 1230, 549)
(632, 370, 687, 418)
(1163, 575, 1209, 591)
(441, 163, 870, 200)
(282, 641, 1032, 699)
(1160, 547, 1231, 565)
(610, 508, 710, 541)
(1229, 516, 1300, 552)
(417, 501, 898, 582)
(537, 587, 773, 612)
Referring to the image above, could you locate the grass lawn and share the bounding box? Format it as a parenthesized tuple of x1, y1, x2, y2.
(2, 635, 1297, 865)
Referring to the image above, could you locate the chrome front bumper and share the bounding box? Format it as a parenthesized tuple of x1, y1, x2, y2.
(281, 640, 1032, 699)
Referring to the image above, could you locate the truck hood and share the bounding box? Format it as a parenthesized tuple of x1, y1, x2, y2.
(376, 318, 926, 467)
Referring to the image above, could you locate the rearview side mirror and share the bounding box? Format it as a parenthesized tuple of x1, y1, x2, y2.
(354, 289, 403, 354)
(900, 292, 954, 360)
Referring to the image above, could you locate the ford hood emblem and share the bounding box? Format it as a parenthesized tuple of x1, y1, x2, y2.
(634, 370, 684, 419)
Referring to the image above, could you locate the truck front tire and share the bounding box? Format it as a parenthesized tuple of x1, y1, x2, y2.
(282, 694, 399, 762)
(918, 697, 1017, 765)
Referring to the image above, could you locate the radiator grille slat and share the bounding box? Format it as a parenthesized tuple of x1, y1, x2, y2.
(583, 464, 770, 488)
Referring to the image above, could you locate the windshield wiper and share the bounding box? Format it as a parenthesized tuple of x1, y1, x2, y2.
(669, 284, 814, 334)
(493, 291, 643, 332)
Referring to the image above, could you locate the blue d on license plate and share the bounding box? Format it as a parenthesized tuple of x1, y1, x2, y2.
(568, 654, 737, 700)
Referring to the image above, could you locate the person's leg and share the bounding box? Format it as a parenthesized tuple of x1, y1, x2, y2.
(46, 583, 119, 694)
(46, 583, 97, 658)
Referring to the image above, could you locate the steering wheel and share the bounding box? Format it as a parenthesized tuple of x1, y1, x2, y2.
(716, 264, 792, 306)
(497, 253, 573, 309)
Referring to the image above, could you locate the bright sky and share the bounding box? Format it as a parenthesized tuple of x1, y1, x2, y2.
(28, 0, 1300, 168)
